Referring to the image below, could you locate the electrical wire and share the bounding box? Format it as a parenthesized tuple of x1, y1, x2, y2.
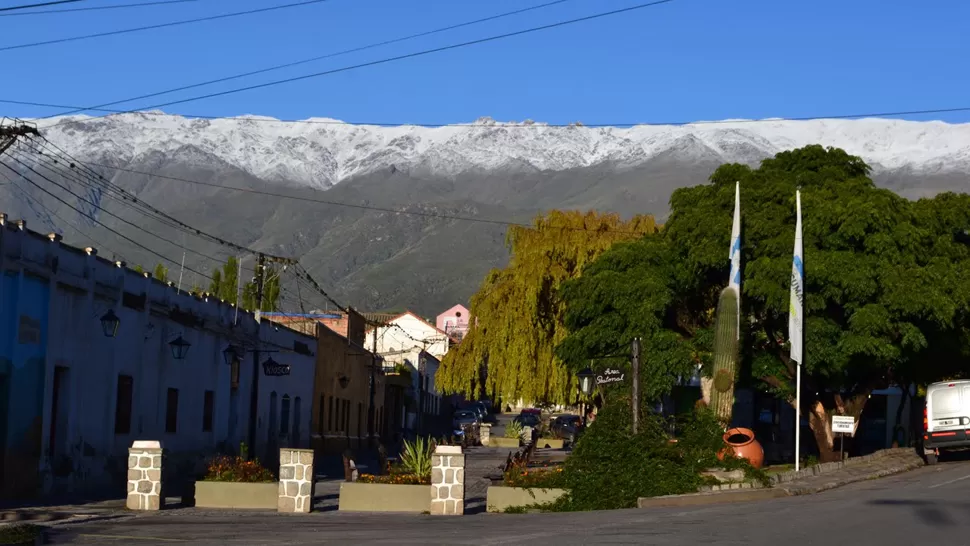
(35, 0, 577, 118)
(0, 0, 80, 13)
(0, 0, 195, 16)
(35, 0, 679, 123)
(0, 157, 215, 280)
(0, 0, 335, 52)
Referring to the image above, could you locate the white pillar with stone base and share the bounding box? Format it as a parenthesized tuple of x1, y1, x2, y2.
(278, 448, 315, 513)
(480, 424, 491, 446)
(127, 440, 163, 511)
(430, 445, 465, 515)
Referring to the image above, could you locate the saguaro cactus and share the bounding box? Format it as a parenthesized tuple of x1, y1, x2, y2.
(709, 286, 740, 423)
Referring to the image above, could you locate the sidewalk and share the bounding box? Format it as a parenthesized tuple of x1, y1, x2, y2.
(776, 447, 924, 496)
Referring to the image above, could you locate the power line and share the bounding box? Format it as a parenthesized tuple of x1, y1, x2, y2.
(0, 0, 198, 17)
(0, 0, 80, 13)
(0, 157, 215, 281)
(9, 98, 970, 128)
(0, 0, 334, 52)
(34, 0, 577, 118)
(36, 0, 680, 123)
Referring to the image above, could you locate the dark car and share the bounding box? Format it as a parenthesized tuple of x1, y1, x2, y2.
(513, 412, 541, 428)
(453, 409, 480, 430)
(551, 414, 584, 442)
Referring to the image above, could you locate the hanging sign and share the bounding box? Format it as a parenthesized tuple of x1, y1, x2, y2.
(263, 361, 291, 377)
(596, 368, 625, 385)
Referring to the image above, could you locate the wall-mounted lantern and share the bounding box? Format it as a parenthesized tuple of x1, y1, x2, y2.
(100, 309, 120, 338)
(169, 335, 191, 360)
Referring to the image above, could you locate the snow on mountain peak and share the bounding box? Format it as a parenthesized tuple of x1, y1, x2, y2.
(33, 113, 970, 189)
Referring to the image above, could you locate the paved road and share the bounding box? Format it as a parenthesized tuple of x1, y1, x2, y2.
(42, 457, 970, 545)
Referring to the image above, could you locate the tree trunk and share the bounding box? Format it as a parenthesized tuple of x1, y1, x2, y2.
(798, 393, 870, 463)
(891, 386, 911, 448)
(700, 376, 713, 407)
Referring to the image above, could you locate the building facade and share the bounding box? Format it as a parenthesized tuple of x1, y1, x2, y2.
(435, 304, 471, 342)
(0, 217, 317, 498)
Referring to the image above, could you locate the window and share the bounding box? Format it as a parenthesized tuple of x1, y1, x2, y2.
(165, 388, 179, 434)
(202, 390, 214, 432)
(328, 396, 334, 432)
(343, 400, 350, 432)
(280, 395, 291, 435)
(357, 402, 362, 439)
(230, 360, 240, 390)
(114, 375, 134, 434)
(318, 395, 325, 434)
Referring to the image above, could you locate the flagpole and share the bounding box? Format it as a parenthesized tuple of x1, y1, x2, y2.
(792, 190, 804, 472)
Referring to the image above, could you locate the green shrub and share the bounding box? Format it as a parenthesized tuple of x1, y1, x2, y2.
(399, 437, 433, 479)
(542, 397, 763, 511)
(0, 523, 42, 545)
(504, 420, 523, 439)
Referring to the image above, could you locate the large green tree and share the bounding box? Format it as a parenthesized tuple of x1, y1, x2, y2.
(558, 145, 970, 460)
(436, 210, 658, 405)
(208, 256, 281, 312)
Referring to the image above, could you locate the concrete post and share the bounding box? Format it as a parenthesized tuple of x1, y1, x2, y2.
(430, 445, 464, 515)
(480, 423, 491, 446)
(127, 440, 163, 511)
(278, 448, 315, 513)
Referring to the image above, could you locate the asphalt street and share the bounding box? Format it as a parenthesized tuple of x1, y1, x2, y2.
(42, 456, 970, 545)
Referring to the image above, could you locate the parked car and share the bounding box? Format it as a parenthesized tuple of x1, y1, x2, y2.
(453, 409, 480, 430)
(922, 379, 970, 465)
(551, 414, 584, 443)
(513, 412, 541, 429)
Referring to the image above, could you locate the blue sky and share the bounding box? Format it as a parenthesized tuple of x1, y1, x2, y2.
(2, 0, 969, 125)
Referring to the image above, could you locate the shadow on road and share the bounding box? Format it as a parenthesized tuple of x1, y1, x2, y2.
(867, 499, 959, 526)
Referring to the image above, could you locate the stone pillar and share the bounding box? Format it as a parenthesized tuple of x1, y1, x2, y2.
(430, 445, 465, 516)
(480, 423, 491, 446)
(127, 441, 163, 511)
(278, 448, 315, 513)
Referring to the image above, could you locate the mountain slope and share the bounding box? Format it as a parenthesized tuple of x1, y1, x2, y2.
(1, 113, 967, 315)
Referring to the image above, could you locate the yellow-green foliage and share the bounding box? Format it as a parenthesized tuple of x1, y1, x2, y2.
(436, 210, 657, 405)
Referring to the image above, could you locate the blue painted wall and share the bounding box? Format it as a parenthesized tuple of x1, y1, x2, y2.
(0, 272, 50, 456)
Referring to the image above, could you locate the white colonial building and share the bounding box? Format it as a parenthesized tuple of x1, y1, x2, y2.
(0, 216, 316, 498)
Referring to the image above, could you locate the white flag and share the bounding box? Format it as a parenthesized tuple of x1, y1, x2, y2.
(788, 191, 804, 365)
(729, 182, 741, 338)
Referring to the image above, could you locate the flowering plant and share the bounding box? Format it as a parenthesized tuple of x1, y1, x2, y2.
(503, 464, 565, 488)
(204, 455, 275, 483)
(357, 472, 430, 485)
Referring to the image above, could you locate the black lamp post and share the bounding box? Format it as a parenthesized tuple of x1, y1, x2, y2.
(169, 335, 191, 360)
(577, 366, 595, 427)
(100, 309, 120, 338)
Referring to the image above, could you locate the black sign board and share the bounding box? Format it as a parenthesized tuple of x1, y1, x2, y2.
(262, 361, 291, 377)
(596, 368, 625, 385)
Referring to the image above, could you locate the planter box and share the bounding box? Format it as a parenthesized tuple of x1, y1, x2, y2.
(489, 437, 520, 448)
(535, 438, 565, 449)
(486, 486, 568, 513)
(338, 482, 430, 513)
(194, 481, 278, 510)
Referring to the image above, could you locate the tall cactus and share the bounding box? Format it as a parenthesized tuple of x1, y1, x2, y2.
(709, 286, 739, 423)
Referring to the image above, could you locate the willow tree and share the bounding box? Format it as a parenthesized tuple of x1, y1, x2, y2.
(436, 210, 658, 405)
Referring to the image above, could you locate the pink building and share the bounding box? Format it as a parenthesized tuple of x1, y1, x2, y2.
(436, 304, 471, 341)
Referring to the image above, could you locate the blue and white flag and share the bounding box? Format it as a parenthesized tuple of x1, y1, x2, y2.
(728, 182, 741, 338)
(788, 191, 804, 365)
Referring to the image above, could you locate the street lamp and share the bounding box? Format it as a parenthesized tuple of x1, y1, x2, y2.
(169, 335, 191, 360)
(223, 344, 242, 366)
(577, 367, 595, 397)
(100, 309, 120, 338)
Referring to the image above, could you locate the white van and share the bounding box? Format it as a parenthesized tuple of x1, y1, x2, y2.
(922, 380, 970, 465)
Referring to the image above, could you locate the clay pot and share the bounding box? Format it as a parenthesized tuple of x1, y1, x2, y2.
(718, 427, 764, 469)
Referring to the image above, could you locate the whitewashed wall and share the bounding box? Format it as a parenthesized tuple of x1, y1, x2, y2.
(0, 220, 316, 493)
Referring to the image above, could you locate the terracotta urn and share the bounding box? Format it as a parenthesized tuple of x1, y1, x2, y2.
(718, 427, 764, 469)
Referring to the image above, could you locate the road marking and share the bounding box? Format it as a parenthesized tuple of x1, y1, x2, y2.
(76, 533, 187, 542)
(928, 473, 970, 489)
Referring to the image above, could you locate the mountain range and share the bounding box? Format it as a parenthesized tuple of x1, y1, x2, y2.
(2, 113, 968, 316)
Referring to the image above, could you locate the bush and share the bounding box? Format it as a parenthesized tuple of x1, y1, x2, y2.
(399, 437, 433, 479)
(503, 465, 566, 488)
(541, 396, 762, 511)
(0, 523, 42, 545)
(204, 455, 275, 483)
(357, 473, 430, 485)
(504, 420, 523, 439)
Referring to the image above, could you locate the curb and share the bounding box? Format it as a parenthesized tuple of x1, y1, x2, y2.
(637, 487, 789, 508)
(779, 457, 925, 496)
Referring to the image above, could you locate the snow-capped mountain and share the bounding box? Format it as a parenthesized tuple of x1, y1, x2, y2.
(36, 112, 970, 189)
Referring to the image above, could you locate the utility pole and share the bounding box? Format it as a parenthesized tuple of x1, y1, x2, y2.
(368, 320, 378, 449)
(631, 337, 641, 434)
(246, 253, 266, 460)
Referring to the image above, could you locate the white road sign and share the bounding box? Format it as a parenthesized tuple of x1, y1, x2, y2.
(832, 415, 855, 434)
